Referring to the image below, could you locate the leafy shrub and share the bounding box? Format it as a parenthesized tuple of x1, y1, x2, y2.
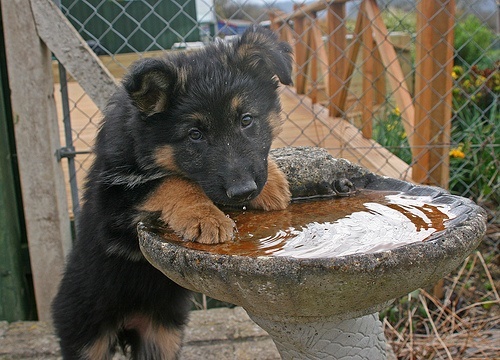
(452, 64, 500, 113)
(449, 64, 499, 205)
(373, 106, 412, 165)
(454, 15, 498, 69)
(382, 7, 416, 33)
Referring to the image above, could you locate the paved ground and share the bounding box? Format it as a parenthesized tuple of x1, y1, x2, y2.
(0, 307, 279, 360)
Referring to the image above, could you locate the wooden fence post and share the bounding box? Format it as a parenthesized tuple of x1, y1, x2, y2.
(363, 0, 415, 147)
(294, 5, 307, 95)
(1, 0, 72, 321)
(413, 0, 455, 187)
(327, 2, 346, 117)
(361, 1, 375, 139)
(0, 52, 33, 321)
(309, 11, 329, 105)
(30, 0, 118, 111)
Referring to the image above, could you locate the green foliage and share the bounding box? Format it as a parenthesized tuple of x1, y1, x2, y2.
(373, 63, 499, 206)
(449, 102, 499, 204)
(373, 106, 412, 165)
(345, 7, 416, 33)
(452, 64, 500, 112)
(382, 7, 416, 33)
(449, 64, 499, 205)
(454, 15, 498, 69)
(379, 290, 424, 331)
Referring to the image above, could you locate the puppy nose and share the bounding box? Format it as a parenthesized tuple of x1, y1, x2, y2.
(226, 181, 258, 202)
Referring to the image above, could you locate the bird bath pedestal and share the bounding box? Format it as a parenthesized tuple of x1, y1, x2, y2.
(138, 147, 487, 360)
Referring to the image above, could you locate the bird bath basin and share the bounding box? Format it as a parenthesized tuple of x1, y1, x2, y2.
(138, 147, 487, 359)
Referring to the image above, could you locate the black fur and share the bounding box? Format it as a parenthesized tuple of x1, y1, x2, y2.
(52, 27, 292, 359)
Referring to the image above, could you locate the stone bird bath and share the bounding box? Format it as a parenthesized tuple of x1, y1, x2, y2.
(138, 147, 487, 359)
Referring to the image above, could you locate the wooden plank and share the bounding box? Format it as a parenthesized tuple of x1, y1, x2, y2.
(331, 2, 361, 116)
(412, 0, 455, 187)
(428, 0, 454, 188)
(327, 2, 347, 117)
(277, 87, 331, 148)
(308, 99, 412, 179)
(1, 0, 72, 321)
(269, 9, 289, 27)
(52, 50, 165, 84)
(412, 1, 434, 183)
(363, 0, 415, 148)
(312, 28, 329, 91)
(0, 68, 33, 321)
(309, 14, 329, 104)
(278, 87, 412, 180)
(30, 0, 118, 111)
(278, 0, 350, 24)
(311, 43, 318, 104)
(282, 25, 295, 45)
(269, 12, 279, 31)
(373, 45, 386, 105)
(361, 2, 374, 139)
(293, 5, 307, 94)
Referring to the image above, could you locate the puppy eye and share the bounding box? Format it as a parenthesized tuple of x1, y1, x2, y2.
(241, 114, 253, 128)
(188, 128, 203, 141)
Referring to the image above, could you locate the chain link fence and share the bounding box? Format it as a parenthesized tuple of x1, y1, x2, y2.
(53, 0, 498, 233)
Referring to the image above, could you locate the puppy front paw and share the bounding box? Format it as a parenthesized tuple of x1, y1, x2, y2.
(167, 203, 235, 244)
(249, 158, 291, 211)
(140, 177, 235, 244)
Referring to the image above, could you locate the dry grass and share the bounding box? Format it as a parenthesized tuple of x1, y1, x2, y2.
(384, 224, 500, 359)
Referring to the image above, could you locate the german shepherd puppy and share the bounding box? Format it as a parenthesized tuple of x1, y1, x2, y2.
(52, 27, 292, 359)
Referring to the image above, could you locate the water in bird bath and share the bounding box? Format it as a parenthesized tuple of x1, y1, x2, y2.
(158, 189, 456, 258)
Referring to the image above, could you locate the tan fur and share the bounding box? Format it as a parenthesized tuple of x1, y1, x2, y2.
(143, 325, 183, 360)
(186, 112, 206, 123)
(124, 314, 183, 360)
(154, 145, 181, 173)
(176, 66, 188, 92)
(269, 110, 284, 139)
(249, 158, 291, 211)
(230, 94, 244, 112)
(140, 177, 235, 244)
(82, 332, 115, 360)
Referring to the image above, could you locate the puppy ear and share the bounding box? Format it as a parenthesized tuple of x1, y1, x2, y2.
(235, 26, 293, 85)
(123, 58, 176, 116)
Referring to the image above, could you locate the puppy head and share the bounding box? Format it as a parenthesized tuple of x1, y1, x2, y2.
(124, 27, 292, 117)
(122, 27, 293, 206)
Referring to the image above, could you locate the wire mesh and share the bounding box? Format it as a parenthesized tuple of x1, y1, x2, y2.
(54, 0, 498, 232)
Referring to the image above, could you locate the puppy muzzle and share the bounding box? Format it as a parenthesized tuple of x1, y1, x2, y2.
(226, 180, 258, 202)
